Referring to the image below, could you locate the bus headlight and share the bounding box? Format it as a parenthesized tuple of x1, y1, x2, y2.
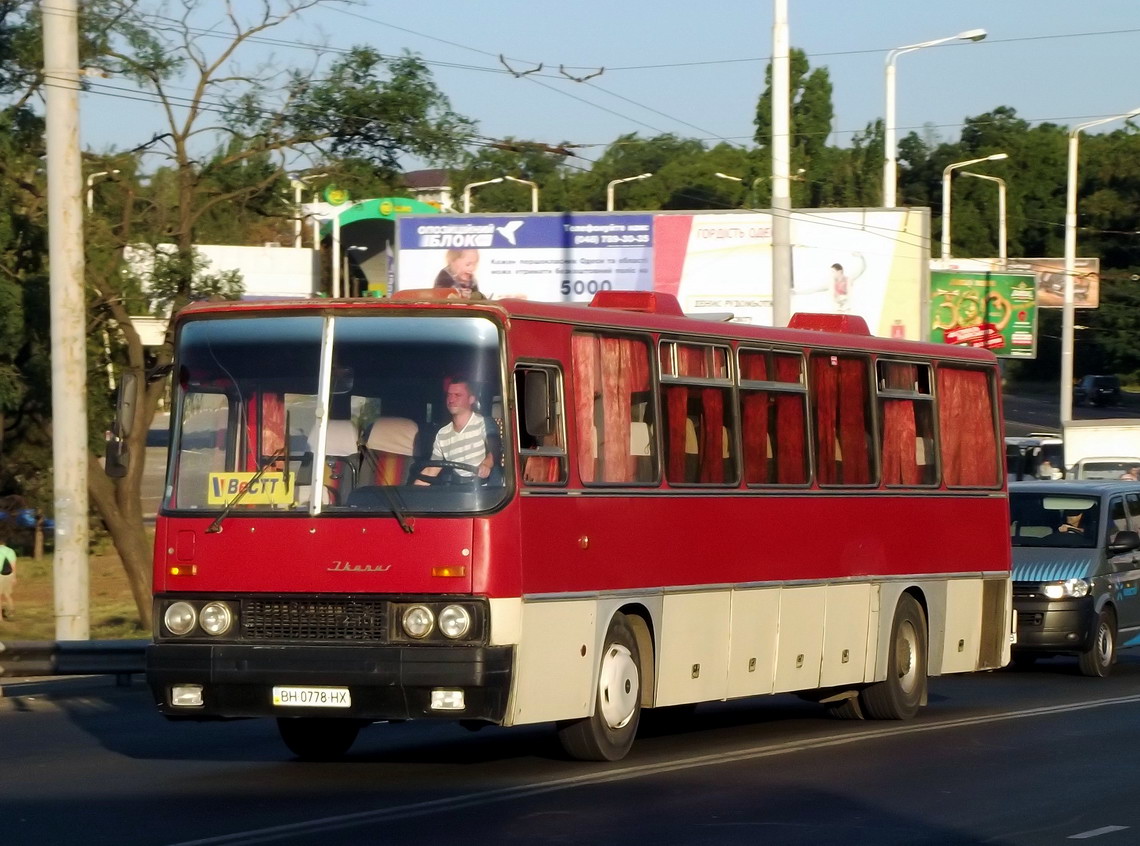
(438, 605, 472, 639)
(1042, 578, 1091, 600)
(402, 605, 435, 638)
(199, 602, 235, 636)
(164, 601, 197, 636)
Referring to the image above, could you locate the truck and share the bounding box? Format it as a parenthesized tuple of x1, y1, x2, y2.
(1061, 419, 1140, 478)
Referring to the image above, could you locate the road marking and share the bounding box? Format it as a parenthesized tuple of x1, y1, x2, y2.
(1070, 826, 1129, 839)
(168, 692, 1140, 846)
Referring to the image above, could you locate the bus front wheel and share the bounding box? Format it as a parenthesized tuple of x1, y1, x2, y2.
(557, 613, 642, 762)
(860, 594, 927, 720)
(277, 717, 363, 761)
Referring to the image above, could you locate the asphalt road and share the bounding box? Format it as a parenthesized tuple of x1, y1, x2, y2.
(6, 655, 1140, 846)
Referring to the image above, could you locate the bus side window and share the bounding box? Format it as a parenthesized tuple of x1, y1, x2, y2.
(877, 360, 937, 487)
(516, 365, 568, 485)
(571, 333, 657, 485)
(810, 352, 877, 486)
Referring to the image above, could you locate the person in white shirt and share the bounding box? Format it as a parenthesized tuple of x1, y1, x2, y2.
(415, 378, 494, 484)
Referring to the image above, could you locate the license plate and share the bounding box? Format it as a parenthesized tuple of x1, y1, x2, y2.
(272, 685, 351, 708)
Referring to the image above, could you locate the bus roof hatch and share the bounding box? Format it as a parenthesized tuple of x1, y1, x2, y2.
(588, 290, 685, 316)
(787, 313, 871, 335)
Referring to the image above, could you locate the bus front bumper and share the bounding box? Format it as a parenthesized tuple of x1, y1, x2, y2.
(147, 642, 513, 722)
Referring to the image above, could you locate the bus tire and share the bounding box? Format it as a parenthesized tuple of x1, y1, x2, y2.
(557, 613, 642, 761)
(1078, 607, 1116, 678)
(277, 717, 362, 761)
(860, 594, 927, 720)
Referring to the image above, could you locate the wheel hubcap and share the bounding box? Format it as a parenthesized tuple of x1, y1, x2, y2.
(896, 621, 919, 694)
(598, 643, 639, 730)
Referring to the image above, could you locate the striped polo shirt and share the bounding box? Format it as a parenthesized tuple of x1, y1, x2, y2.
(431, 412, 487, 476)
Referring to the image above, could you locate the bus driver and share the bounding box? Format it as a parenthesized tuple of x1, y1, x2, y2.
(415, 377, 495, 485)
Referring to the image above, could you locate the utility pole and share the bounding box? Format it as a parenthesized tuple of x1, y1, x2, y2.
(770, 0, 792, 327)
(43, 0, 90, 639)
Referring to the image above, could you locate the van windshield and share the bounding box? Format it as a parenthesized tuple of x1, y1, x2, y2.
(1009, 493, 1099, 549)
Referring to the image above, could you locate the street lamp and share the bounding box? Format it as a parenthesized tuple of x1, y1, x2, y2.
(291, 172, 327, 248)
(960, 171, 1008, 265)
(940, 153, 1007, 259)
(715, 171, 762, 207)
(85, 169, 120, 212)
(884, 28, 986, 207)
(462, 177, 504, 213)
(606, 173, 652, 211)
(1060, 106, 1140, 424)
(503, 175, 539, 212)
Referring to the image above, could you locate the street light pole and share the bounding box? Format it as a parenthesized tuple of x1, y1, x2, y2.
(940, 153, 1007, 259)
(504, 175, 539, 212)
(292, 172, 327, 248)
(606, 173, 652, 211)
(462, 177, 504, 213)
(85, 169, 120, 212)
(960, 171, 1008, 265)
(884, 28, 986, 207)
(1061, 107, 1140, 424)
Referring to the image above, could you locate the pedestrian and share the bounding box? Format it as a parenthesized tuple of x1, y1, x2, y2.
(0, 529, 16, 621)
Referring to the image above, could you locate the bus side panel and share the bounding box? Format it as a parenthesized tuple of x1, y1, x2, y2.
(506, 599, 596, 725)
(940, 579, 984, 674)
(773, 586, 826, 693)
(726, 587, 780, 698)
(820, 583, 872, 688)
(655, 591, 732, 706)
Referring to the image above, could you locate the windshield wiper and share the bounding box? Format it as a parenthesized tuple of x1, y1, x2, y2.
(358, 443, 414, 534)
(206, 447, 285, 534)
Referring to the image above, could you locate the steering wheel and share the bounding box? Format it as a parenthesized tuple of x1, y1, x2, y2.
(414, 459, 483, 486)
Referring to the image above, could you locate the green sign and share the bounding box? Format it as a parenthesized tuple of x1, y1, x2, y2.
(929, 270, 1038, 359)
(323, 185, 350, 205)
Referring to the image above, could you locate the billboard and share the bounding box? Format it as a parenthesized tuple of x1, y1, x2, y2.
(928, 269, 1038, 359)
(931, 257, 1100, 308)
(396, 209, 929, 339)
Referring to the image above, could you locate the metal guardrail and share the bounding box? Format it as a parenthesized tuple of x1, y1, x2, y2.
(0, 639, 148, 679)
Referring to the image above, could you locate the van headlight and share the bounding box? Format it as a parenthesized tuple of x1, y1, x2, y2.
(1042, 578, 1090, 599)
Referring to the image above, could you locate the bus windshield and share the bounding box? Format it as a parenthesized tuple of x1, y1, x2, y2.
(166, 313, 507, 516)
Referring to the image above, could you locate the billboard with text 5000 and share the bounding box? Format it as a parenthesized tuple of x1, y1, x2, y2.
(396, 214, 653, 301)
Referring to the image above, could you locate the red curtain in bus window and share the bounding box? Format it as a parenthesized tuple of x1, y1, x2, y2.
(601, 336, 633, 482)
(699, 387, 725, 483)
(812, 355, 839, 484)
(665, 385, 688, 482)
(939, 367, 998, 486)
(740, 354, 769, 483)
(881, 363, 919, 485)
(571, 334, 600, 483)
(838, 358, 871, 484)
(242, 393, 284, 471)
(775, 354, 806, 484)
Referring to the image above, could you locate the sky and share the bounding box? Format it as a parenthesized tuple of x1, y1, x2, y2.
(80, 0, 1140, 171)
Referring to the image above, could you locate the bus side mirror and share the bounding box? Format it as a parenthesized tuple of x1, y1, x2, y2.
(523, 370, 553, 438)
(105, 372, 139, 477)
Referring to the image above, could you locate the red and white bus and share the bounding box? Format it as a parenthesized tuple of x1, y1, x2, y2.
(145, 290, 1012, 761)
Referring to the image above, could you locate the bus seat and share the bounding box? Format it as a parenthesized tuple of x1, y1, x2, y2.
(308, 419, 360, 504)
(366, 417, 419, 485)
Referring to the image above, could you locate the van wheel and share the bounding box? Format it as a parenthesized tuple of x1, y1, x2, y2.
(860, 595, 927, 720)
(557, 614, 642, 761)
(277, 717, 362, 760)
(1078, 608, 1117, 677)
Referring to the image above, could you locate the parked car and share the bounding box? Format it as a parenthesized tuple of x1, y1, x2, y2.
(1074, 374, 1122, 407)
(1009, 480, 1140, 676)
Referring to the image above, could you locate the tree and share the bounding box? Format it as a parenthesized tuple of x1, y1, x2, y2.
(76, 0, 475, 627)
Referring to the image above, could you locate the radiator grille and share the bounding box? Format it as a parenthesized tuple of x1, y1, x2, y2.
(241, 598, 387, 642)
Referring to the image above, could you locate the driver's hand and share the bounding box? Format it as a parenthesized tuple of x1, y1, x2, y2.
(477, 463, 491, 478)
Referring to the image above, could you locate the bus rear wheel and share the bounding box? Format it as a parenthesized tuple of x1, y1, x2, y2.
(557, 613, 642, 762)
(277, 717, 363, 761)
(860, 594, 927, 720)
